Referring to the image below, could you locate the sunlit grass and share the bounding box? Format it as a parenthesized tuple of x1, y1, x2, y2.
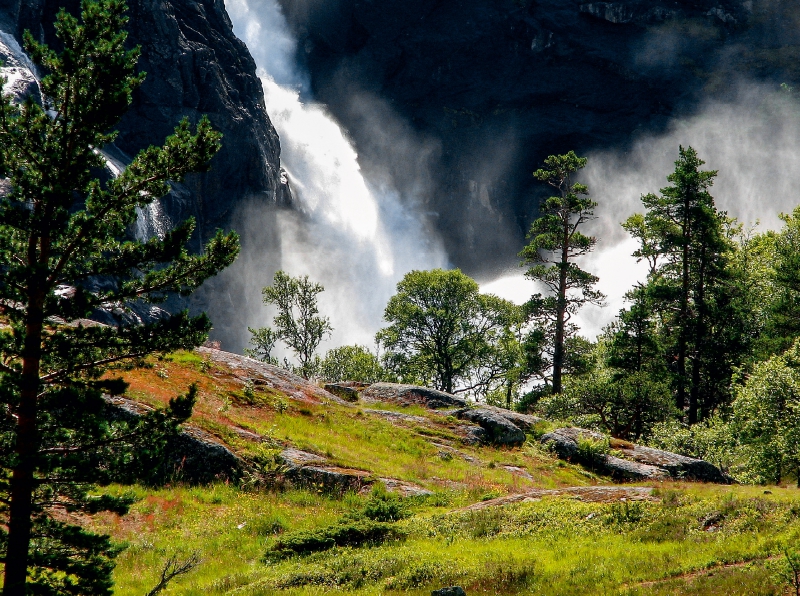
(98, 351, 800, 595)
(99, 483, 800, 595)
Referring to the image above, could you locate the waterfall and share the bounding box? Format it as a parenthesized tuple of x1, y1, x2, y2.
(223, 0, 447, 350)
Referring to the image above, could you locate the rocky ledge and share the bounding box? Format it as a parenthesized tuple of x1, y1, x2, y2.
(361, 383, 468, 409)
(279, 448, 433, 497)
(541, 427, 730, 483)
(103, 395, 247, 484)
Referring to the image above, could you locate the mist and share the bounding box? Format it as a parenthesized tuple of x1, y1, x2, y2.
(483, 84, 800, 340)
(216, 0, 447, 356)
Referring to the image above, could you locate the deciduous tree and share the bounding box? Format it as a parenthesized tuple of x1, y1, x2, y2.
(248, 271, 332, 378)
(377, 269, 521, 397)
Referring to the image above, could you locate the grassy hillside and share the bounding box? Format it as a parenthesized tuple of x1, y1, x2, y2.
(87, 350, 800, 595)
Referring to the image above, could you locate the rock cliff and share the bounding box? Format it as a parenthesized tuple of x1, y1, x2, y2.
(277, 0, 800, 273)
(0, 0, 287, 246)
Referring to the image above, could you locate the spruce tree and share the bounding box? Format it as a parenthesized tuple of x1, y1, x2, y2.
(520, 151, 604, 394)
(624, 147, 733, 423)
(0, 1, 239, 593)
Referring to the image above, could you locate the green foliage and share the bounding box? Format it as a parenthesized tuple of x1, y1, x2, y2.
(775, 549, 800, 596)
(623, 146, 745, 423)
(648, 416, 737, 475)
(764, 207, 800, 355)
(520, 151, 604, 394)
(247, 271, 332, 378)
(731, 340, 800, 486)
(358, 484, 408, 522)
(377, 268, 523, 398)
(575, 435, 609, 468)
(0, 0, 239, 592)
(541, 371, 675, 441)
(264, 518, 407, 561)
(319, 344, 388, 383)
(244, 326, 279, 366)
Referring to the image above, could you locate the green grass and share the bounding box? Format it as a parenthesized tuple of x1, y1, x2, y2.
(95, 483, 800, 595)
(99, 352, 800, 594)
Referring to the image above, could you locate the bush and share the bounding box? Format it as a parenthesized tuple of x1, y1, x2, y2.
(360, 486, 408, 522)
(265, 519, 407, 561)
(576, 435, 609, 468)
(648, 416, 736, 475)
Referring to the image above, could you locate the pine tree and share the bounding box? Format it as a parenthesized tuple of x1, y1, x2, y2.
(0, 1, 239, 592)
(624, 147, 732, 423)
(520, 151, 604, 394)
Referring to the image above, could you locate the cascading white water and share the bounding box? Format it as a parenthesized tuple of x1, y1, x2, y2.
(0, 27, 167, 244)
(223, 0, 447, 350)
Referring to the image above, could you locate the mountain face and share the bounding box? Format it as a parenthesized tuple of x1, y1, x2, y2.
(277, 0, 800, 274)
(0, 0, 288, 246)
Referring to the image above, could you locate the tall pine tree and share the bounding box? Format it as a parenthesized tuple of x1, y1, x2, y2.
(624, 147, 735, 423)
(520, 151, 604, 394)
(0, 1, 239, 593)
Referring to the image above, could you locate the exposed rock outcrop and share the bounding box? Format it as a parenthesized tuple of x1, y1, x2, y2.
(324, 383, 360, 402)
(463, 486, 658, 510)
(462, 426, 488, 446)
(623, 444, 730, 483)
(540, 427, 730, 483)
(278, 448, 432, 496)
(363, 409, 428, 424)
(198, 347, 351, 406)
(468, 405, 542, 432)
(361, 383, 468, 409)
(455, 408, 526, 446)
(431, 588, 467, 596)
(103, 395, 246, 484)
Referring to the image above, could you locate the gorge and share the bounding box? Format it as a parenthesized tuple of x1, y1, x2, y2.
(3, 0, 800, 348)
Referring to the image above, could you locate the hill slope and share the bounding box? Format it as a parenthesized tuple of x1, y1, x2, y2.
(79, 347, 800, 595)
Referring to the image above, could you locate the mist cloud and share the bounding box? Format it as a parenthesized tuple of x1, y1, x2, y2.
(485, 84, 800, 340)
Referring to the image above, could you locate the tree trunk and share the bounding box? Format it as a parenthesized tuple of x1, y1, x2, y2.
(676, 206, 691, 416)
(3, 302, 44, 595)
(689, 242, 707, 424)
(552, 216, 570, 394)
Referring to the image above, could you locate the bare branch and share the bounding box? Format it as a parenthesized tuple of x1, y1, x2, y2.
(145, 552, 202, 596)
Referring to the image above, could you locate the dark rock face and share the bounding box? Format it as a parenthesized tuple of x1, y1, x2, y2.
(625, 445, 730, 483)
(1, 0, 285, 246)
(279, 448, 432, 496)
(361, 383, 468, 409)
(324, 383, 361, 402)
(462, 425, 488, 446)
(471, 405, 542, 432)
(276, 0, 798, 274)
(540, 427, 604, 460)
(455, 408, 526, 446)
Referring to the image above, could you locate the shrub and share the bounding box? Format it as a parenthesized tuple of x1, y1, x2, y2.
(264, 519, 407, 561)
(576, 435, 609, 464)
(360, 486, 408, 522)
